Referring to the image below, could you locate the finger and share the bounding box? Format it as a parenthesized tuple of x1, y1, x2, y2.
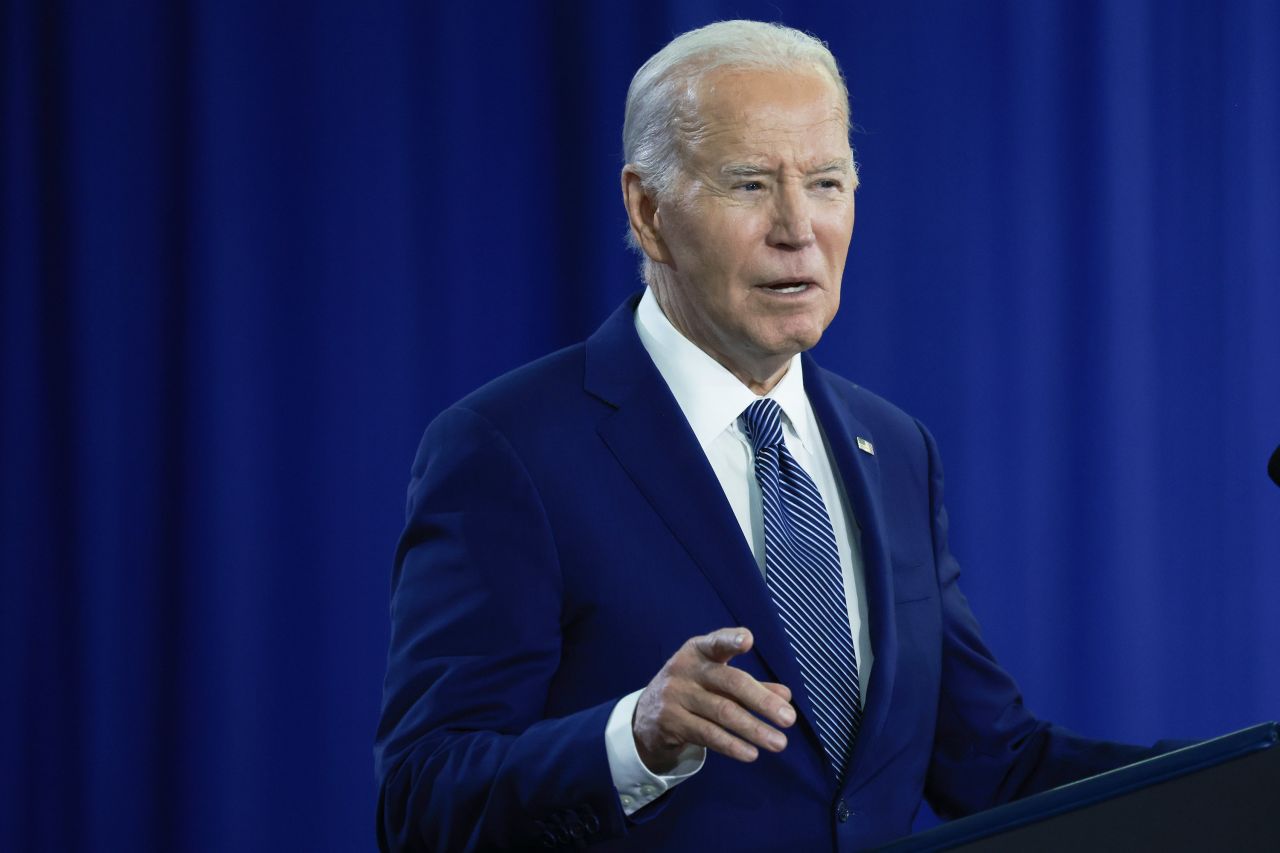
(761, 681, 793, 702)
(669, 704, 763, 763)
(692, 627, 753, 663)
(685, 686, 790, 753)
(702, 666, 796, 729)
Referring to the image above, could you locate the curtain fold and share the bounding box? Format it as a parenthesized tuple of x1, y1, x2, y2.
(3, 2, 1277, 850)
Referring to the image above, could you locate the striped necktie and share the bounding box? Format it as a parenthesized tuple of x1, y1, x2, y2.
(740, 397, 862, 775)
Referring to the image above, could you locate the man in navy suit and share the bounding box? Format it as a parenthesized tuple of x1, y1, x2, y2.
(375, 20, 1161, 852)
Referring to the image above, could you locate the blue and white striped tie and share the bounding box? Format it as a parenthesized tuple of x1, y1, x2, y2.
(740, 397, 861, 775)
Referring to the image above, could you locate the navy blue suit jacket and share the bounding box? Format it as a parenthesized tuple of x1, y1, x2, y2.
(375, 294, 1157, 851)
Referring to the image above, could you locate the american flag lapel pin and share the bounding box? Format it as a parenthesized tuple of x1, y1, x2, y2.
(856, 436, 875, 455)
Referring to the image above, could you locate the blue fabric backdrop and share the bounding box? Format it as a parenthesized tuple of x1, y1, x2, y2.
(3, 1, 1278, 851)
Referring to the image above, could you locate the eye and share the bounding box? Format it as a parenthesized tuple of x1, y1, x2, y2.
(814, 178, 842, 190)
(737, 181, 764, 192)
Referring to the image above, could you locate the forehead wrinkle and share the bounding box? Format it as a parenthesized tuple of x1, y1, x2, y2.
(692, 87, 851, 147)
(671, 70, 853, 187)
(691, 116, 849, 164)
(719, 156, 853, 179)
(702, 109, 848, 154)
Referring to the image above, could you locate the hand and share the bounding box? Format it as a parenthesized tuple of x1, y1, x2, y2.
(632, 627, 796, 773)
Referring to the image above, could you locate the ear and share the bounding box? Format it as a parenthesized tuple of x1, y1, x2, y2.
(621, 166, 674, 266)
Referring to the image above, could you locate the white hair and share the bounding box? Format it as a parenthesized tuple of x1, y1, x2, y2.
(622, 20, 854, 279)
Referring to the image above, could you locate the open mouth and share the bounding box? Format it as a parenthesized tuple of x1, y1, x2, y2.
(760, 280, 815, 294)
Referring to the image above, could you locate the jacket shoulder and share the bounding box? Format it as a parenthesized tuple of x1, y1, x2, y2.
(812, 363, 927, 440)
(445, 342, 592, 430)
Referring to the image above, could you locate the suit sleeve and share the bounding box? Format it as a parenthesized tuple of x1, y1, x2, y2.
(374, 406, 628, 851)
(916, 421, 1165, 818)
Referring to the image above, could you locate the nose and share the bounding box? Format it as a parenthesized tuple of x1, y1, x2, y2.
(766, 181, 815, 250)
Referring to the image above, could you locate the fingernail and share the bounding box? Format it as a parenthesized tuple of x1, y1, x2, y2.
(780, 706, 796, 725)
(770, 732, 787, 750)
(733, 633, 745, 647)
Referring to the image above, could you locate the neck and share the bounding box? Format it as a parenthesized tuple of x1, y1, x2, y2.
(730, 359, 791, 396)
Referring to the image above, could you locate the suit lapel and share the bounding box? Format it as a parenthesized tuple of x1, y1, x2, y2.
(585, 297, 828, 767)
(802, 356, 900, 788)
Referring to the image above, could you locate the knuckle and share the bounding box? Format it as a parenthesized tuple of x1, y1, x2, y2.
(708, 724, 735, 752)
(682, 640, 709, 666)
(685, 719, 711, 749)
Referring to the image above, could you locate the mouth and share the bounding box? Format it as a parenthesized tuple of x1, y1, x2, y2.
(757, 279, 817, 295)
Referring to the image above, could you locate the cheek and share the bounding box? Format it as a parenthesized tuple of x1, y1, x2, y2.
(823, 208, 855, 240)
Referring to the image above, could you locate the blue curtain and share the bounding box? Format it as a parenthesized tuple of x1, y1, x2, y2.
(3, 2, 1277, 850)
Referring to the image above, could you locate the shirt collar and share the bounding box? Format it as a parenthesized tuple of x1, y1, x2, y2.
(634, 288, 816, 452)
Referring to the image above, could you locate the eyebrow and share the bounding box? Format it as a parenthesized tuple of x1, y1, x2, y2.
(810, 160, 852, 175)
(720, 160, 851, 178)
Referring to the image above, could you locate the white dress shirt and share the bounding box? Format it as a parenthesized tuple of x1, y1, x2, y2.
(604, 288, 873, 815)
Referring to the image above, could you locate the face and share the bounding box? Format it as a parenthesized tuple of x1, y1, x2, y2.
(636, 67, 856, 390)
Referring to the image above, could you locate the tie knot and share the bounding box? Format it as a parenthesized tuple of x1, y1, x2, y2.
(739, 398, 785, 454)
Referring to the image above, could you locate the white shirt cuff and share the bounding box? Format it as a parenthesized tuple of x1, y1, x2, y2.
(604, 689, 705, 815)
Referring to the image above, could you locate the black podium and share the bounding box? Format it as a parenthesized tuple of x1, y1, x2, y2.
(876, 722, 1280, 852)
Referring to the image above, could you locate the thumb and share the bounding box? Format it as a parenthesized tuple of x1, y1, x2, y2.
(694, 627, 753, 663)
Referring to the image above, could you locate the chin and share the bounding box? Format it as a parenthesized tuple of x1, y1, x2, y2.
(749, 334, 819, 363)
(766, 320, 828, 354)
